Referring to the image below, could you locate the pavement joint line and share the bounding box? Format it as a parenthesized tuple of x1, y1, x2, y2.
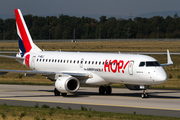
(0, 97, 180, 111)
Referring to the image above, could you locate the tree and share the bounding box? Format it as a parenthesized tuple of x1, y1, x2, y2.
(100, 16, 107, 23)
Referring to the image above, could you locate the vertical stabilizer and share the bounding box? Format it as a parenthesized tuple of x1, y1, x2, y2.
(15, 9, 41, 56)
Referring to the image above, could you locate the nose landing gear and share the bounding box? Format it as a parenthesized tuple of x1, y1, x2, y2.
(141, 89, 148, 98)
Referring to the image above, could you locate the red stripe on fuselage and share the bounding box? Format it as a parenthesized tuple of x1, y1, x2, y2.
(15, 9, 32, 52)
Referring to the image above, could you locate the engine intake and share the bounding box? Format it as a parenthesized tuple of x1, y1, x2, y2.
(55, 76, 80, 93)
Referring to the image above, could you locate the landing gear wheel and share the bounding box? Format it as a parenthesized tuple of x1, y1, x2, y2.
(141, 90, 148, 98)
(99, 86, 105, 95)
(54, 88, 60, 96)
(106, 86, 112, 95)
(61, 93, 67, 96)
(141, 93, 145, 98)
(145, 93, 148, 98)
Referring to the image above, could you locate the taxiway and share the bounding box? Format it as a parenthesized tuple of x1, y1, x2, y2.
(0, 84, 180, 117)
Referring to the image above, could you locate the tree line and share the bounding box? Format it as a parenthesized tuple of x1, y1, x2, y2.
(0, 13, 180, 40)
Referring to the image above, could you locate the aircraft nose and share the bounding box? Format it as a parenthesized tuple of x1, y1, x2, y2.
(155, 68, 167, 83)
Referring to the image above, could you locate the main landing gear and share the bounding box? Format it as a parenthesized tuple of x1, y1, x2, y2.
(54, 88, 67, 96)
(99, 86, 112, 95)
(141, 89, 148, 98)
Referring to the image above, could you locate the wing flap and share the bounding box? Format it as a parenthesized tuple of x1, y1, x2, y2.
(0, 69, 91, 80)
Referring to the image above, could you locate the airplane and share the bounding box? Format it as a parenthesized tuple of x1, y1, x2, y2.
(0, 9, 173, 98)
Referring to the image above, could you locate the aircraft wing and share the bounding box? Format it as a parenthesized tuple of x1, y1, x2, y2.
(0, 69, 90, 79)
(161, 50, 173, 66)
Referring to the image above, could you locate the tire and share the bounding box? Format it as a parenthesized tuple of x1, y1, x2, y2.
(54, 88, 60, 96)
(141, 93, 145, 98)
(106, 86, 112, 95)
(99, 86, 105, 95)
(145, 93, 148, 98)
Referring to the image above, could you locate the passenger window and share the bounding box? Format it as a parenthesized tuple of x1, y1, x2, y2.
(77, 61, 79, 64)
(55, 59, 57, 62)
(58, 60, 60, 63)
(37, 59, 39, 62)
(89, 61, 91, 64)
(64, 60, 66, 63)
(99, 61, 101, 65)
(43, 59, 45, 62)
(46, 59, 48, 62)
(74, 60, 76, 63)
(40, 59, 42, 62)
(85, 61, 87, 64)
(67, 60, 69, 63)
(49, 59, 51, 62)
(103, 62, 104, 65)
(92, 61, 94, 64)
(95, 61, 97, 64)
(52, 59, 54, 62)
(139, 62, 145, 67)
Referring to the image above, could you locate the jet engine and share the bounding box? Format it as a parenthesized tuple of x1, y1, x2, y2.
(55, 76, 80, 93)
(125, 84, 151, 90)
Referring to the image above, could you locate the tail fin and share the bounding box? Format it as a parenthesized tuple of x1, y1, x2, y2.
(15, 9, 41, 56)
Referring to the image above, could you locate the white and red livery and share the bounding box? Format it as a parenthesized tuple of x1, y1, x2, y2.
(0, 9, 173, 98)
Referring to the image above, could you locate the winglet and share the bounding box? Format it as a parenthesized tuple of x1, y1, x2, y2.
(167, 49, 173, 65)
(161, 49, 173, 66)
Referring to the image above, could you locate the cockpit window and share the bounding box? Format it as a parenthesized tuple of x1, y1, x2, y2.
(139, 61, 160, 67)
(146, 61, 160, 67)
(139, 62, 145, 67)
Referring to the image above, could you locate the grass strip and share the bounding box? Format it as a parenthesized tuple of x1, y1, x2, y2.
(0, 104, 179, 120)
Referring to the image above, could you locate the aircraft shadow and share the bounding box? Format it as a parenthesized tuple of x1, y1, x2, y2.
(38, 89, 180, 99)
(65, 91, 180, 99)
(1, 89, 180, 99)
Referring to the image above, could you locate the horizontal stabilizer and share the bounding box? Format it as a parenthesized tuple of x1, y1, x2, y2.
(0, 54, 24, 60)
(0, 69, 56, 76)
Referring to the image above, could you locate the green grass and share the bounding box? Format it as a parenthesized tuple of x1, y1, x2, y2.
(1, 40, 180, 52)
(0, 104, 179, 120)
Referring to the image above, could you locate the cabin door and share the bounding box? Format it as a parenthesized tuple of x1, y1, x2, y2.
(31, 56, 36, 69)
(128, 61, 134, 75)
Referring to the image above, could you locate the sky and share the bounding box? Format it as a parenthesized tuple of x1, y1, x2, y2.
(1, 0, 180, 19)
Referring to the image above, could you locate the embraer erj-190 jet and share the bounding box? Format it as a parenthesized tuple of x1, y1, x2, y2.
(0, 9, 173, 98)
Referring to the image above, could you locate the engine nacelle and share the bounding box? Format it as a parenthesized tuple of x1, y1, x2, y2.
(125, 84, 151, 90)
(55, 76, 80, 93)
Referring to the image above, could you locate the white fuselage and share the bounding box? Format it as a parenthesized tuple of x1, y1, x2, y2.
(22, 51, 167, 86)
